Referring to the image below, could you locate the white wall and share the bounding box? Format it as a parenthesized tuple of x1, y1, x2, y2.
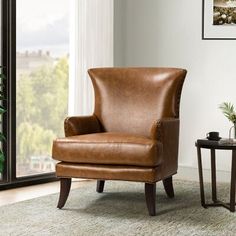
(114, 0, 236, 180)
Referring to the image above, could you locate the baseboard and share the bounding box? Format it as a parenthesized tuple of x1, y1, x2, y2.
(176, 165, 231, 183)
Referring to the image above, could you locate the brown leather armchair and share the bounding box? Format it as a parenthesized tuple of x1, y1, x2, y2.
(52, 67, 187, 216)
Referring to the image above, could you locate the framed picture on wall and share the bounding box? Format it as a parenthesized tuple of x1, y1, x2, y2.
(202, 0, 236, 40)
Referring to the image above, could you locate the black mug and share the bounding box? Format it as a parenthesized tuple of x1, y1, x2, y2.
(206, 131, 220, 140)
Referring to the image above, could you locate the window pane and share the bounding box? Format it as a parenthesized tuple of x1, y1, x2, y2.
(16, 0, 70, 177)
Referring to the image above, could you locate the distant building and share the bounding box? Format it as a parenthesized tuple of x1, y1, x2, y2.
(16, 50, 54, 78)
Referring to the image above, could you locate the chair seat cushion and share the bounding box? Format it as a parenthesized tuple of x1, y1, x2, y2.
(52, 132, 163, 167)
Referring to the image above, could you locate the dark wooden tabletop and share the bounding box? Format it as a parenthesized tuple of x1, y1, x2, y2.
(196, 139, 236, 150)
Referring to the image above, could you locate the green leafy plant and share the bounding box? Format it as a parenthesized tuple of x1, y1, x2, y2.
(219, 102, 236, 124)
(0, 66, 6, 173)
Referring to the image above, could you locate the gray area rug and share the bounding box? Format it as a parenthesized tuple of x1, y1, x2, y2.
(1, 180, 236, 236)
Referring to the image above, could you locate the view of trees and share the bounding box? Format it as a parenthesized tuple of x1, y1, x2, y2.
(16, 57, 68, 173)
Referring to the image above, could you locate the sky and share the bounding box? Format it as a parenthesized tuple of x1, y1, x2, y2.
(17, 0, 70, 56)
(17, 0, 69, 31)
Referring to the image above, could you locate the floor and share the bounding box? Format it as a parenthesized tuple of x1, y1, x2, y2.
(0, 179, 92, 207)
(1, 179, 234, 236)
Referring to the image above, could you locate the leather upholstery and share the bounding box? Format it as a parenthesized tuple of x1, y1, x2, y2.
(151, 118, 180, 177)
(64, 115, 101, 137)
(52, 67, 186, 183)
(56, 162, 163, 183)
(53, 132, 163, 167)
(88, 68, 186, 137)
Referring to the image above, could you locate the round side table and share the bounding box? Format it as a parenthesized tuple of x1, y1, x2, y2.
(195, 139, 236, 212)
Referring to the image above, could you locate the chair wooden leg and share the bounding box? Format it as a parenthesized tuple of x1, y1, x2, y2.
(145, 183, 156, 216)
(57, 178, 71, 209)
(96, 180, 105, 193)
(163, 176, 174, 198)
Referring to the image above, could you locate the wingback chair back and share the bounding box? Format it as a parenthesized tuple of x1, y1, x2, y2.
(88, 68, 186, 137)
(53, 67, 187, 216)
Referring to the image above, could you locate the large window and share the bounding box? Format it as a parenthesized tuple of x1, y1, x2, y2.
(1, 0, 71, 188)
(16, 0, 69, 177)
(1, 0, 113, 188)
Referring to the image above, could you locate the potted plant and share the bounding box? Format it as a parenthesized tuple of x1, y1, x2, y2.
(219, 102, 236, 139)
(0, 66, 6, 174)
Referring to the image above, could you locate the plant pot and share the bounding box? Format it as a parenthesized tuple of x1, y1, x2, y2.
(234, 124, 236, 139)
(229, 124, 236, 141)
(229, 124, 236, 140)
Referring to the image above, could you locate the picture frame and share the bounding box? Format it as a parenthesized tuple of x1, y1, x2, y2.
(202, 0, 236, 40)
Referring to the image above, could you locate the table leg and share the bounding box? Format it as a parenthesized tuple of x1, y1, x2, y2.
(197, 146, 206, 207)
(230, 150, 236, 212)
(211, 149, 217, 203)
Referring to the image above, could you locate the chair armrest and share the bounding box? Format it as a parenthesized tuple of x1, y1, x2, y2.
(64, 115, 101, 137)
(150, 118, 180, 176)
(150, 118, 179, 141)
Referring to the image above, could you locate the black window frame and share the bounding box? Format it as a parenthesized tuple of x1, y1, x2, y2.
(0, 0, 57, 190)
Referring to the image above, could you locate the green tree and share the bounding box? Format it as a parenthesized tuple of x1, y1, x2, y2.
(16, 57, 68, 165)
(16, 122, 56, 163)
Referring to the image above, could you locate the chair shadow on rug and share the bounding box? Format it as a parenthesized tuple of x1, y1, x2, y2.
(60, 181, 230, 228)
(61, 181, 201, 218)
(78, 193, 185, 217)
(52, 67, 187, 216)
